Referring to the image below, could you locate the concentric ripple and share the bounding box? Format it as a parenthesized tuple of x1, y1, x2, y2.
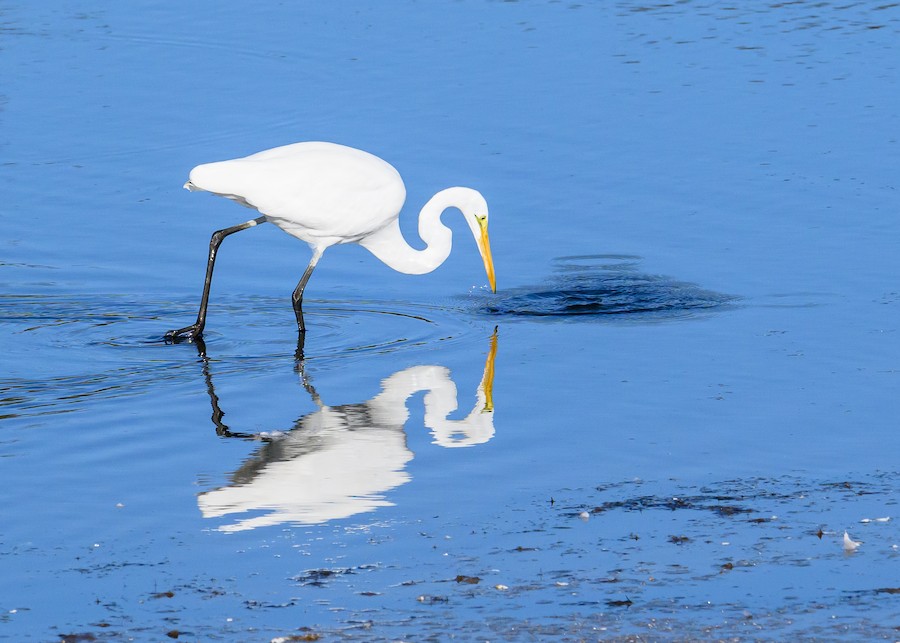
(0, 294, 483, 421)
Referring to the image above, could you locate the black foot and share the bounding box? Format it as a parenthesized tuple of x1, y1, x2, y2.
(165, 324, 203, 344)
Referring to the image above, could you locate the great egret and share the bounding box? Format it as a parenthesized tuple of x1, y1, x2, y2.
(166, 141, 496, 342)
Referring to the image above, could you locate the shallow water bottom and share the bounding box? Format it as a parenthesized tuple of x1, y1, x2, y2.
(20, 473, 899, 642)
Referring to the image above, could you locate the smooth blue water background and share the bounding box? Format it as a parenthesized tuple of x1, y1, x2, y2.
(2, 1, 898, 639)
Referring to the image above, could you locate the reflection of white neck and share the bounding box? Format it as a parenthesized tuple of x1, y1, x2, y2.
(371, 366, 494, 447)
(197, 346, 497, 531)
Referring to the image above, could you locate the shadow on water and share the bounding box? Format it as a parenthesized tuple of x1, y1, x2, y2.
(193, 331, 498, 531)
(477, 255, 736, 321)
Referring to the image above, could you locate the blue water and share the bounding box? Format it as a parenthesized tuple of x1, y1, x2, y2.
(2, 1, 899, 639)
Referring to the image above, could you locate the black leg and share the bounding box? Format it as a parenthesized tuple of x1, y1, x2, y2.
(166, 216, 267, 343)
(194, 339, 260, 439)
(291, 247, 324, 334)
(294, 331, 306, 361)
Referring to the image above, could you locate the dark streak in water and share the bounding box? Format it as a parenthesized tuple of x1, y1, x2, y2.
(479, 255, 736, 320)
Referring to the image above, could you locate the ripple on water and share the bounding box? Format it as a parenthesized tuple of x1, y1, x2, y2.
(476, 255, 736, 321)
(0, 293, 483, 421)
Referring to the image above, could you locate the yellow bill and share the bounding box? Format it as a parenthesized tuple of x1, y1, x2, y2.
(480, 327, 498, 412)
(477, 217, 496, 293)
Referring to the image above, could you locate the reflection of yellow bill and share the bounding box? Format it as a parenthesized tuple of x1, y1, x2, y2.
(481, 327, 498, 413)
(477, 217, 496, 293)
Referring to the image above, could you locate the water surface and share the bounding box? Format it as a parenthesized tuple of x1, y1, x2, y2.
(1, 1, 898, 640)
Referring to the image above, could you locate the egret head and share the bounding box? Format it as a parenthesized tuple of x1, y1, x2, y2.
(458, 189, 496, 293)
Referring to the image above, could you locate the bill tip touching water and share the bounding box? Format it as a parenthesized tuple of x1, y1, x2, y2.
(165, 141, 496, 344)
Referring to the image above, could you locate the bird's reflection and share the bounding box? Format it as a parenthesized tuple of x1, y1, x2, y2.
(194, 331, 497, 532)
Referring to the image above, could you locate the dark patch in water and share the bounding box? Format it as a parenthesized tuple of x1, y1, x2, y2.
(480, 255, 735, 319)
(292, 564, 378, 587)
(580, 493, 753, 518)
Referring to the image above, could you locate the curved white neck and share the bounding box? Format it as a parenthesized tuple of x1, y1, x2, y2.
(358, 188, 473, 275)
(365, 363, 494, 447)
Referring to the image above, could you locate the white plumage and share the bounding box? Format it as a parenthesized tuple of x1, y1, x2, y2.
(168, 142, 495, 341)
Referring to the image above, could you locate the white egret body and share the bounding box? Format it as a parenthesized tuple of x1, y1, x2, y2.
(167, 142, 495, 341)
